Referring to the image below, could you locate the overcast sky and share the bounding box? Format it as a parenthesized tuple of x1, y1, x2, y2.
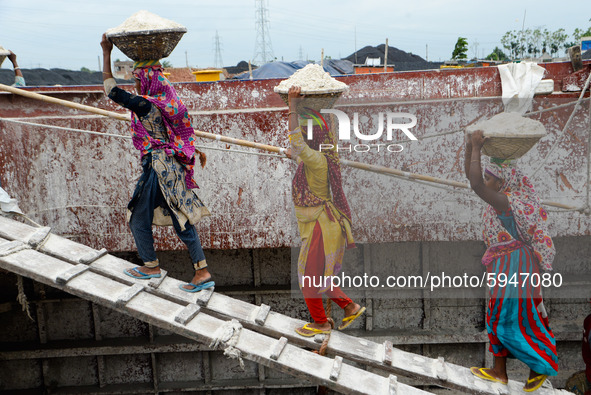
(1, 0, 589, 71)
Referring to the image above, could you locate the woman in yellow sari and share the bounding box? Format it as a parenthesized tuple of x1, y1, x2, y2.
(287, 86, 365, 336)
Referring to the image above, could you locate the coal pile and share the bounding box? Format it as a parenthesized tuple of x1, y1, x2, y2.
(343, 44, 443, 71)
(0, 68, 131, 86)
(225, 61, 252, 76)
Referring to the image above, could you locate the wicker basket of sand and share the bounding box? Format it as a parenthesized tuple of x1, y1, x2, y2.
(0, 46, 10, 68)
(106, 10, 186, 62)
(274, 64, 348, 113)
(466, 112, 547, 159)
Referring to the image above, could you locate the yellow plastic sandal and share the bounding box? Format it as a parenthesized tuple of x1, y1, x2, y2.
(337, 306, 366, 330)
(295, 323, 331, 337)
(470, 367, 508, 385)
(523, 374, 548, 392)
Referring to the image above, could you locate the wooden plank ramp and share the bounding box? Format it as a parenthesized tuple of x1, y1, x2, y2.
(0, 216, 570, 395)
(0, 217, 426, 395)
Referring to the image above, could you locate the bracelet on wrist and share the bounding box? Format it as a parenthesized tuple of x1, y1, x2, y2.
(14, 67, 20, 70)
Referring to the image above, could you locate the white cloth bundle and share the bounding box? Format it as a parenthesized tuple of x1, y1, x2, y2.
(497, 62, 546, 114)
(0, 186, 23, 215)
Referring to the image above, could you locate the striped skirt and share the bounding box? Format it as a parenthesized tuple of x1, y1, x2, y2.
(486, 244, 559, 376)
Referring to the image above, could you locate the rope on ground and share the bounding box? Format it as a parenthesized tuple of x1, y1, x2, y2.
(0, 241, 31, 257)
(1, 118, 130, 139)
(16, 275, 33, 321)
(532, 71, 591, 177)
(16, 213, 43, 228)
(209, 319, 245, 370)
(526, 97, 591, 117)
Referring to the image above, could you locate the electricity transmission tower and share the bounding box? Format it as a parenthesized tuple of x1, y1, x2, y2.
(298, 45, 304, 61)
(252, 0, 274, 65)
(213, 31, 223, 68)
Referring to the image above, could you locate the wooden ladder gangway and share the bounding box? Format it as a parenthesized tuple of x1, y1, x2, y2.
(0, 215, 425, 395)
(0, 216, 570, 395)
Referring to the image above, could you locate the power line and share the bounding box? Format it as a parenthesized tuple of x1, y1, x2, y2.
(252, 0, 274, 65)
(213, 31, 224, 68)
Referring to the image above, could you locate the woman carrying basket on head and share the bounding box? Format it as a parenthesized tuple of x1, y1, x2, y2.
(287, 86, 365, 337)
(466, 130, 558, 392)
(100, 33, 213, 292)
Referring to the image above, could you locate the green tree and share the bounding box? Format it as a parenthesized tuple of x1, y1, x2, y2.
(452, 37, 468, 60)
(531, 28, 543, 57)
(486, 47, 508, 61)
(161, 60, 172, 68)
(80, 67, 91, 72)
(518, 28, 531, 58)
(500, 23, 589, 60)
(549, 28, 568, 55)
(573, 21, 591, 41)
(501, 31, 519, 59)
(542, 28, 551, 54)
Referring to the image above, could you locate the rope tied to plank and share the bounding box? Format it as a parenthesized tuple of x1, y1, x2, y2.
(316, 300, 333, 395)
(209, 318, 245, 370)
(16, 275, 33, 321)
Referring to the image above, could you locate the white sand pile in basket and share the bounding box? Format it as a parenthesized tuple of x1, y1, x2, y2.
(466, 112, 547, 137)
(106, 10, 184, 34)
(274, 64, 348, 94)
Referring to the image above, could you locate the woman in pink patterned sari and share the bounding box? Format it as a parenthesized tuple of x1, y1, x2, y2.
(466, 130, 557, 392)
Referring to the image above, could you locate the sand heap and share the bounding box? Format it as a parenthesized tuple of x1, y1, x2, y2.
(466, 112, 547, 159)
(106, 10, 185, 34)
(105, 11, 186, 62)
(466, 112, 547, 137)
(274, 64, 348, 94)
(0, 46, 10, 68)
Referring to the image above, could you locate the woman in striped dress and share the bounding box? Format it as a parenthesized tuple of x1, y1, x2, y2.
(466, 130, 558, 392)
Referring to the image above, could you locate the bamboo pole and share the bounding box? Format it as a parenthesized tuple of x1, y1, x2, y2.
(0, 83, 129, 122)
(340, 159, 577, 210)
(193, 129, 286, 155)
(340, 159, 467, 188)
(0, 83, 285, 154)
(0, 83, 578, 210)
(384, 38, 388, 72)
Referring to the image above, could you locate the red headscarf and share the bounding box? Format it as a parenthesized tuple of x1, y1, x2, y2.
(130, 65, 205, 189)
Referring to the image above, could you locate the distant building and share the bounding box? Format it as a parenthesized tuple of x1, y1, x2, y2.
(112, 60, 134, 80)
(365, 57, 381, 66)
(539, 52, 553, 62)
(354, 57, 394, 74)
